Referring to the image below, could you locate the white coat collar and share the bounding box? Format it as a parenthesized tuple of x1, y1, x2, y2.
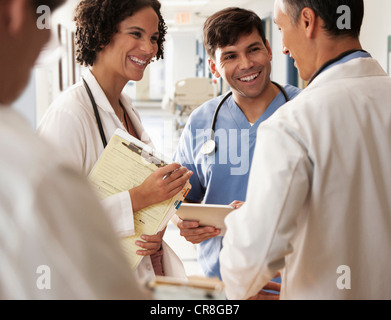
(82, 68, 153, 146)
(307, 57, 387, 90)
(82, 68, 137, 116)
(82, 68, 115, 114)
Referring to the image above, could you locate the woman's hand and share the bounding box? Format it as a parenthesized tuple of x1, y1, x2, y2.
(135, 228, 166, 256)
(129, 163, 192, 212)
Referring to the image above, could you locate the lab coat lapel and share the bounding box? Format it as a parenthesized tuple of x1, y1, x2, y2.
(120, 94, 154, 148)
(82, 69, 115, 114)
(82, 69, 153, 148)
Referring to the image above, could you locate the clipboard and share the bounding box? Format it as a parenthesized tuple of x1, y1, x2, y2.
(176, 203, 234, 236)
(148, 276, 225, 300)
(88, 128, 191, 269)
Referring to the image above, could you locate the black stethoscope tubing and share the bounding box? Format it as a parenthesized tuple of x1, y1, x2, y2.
(83, 78, 108, 148)
(84, 76, 290, 153)
(308, 49, 368, 85)
(201, 81, 290, 156)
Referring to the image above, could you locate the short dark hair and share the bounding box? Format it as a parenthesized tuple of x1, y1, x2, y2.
(203, 7, 267, 60)
(74, 0, 167, 67)
(282, 0, 364, 38)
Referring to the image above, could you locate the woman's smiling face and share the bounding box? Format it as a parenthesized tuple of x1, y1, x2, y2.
(96, 6, 160, 83)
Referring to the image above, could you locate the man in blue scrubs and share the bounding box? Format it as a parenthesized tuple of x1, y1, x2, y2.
(173, 7, 301, 289)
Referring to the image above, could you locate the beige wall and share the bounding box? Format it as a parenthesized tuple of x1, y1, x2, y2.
(361, 0, 391, 72)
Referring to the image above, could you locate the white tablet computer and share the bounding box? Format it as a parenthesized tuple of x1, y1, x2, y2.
(176, 203, 235, 236)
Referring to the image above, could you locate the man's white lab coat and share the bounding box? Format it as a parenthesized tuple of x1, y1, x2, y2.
(220, 57, 391, 300)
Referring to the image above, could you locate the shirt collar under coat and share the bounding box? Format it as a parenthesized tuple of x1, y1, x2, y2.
(307, 55, 384, 90)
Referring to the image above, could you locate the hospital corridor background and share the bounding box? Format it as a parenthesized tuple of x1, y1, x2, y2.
(9, 0, 391, 288)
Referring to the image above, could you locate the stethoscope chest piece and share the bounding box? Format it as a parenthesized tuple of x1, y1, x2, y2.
(201, 139, 217, 156)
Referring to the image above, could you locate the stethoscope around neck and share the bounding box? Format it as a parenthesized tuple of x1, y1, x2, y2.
(83, 77, 108, 148)
(200, 81, 290, 156)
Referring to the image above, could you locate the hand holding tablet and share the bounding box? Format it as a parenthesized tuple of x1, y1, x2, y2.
(176, 203, 235, 236)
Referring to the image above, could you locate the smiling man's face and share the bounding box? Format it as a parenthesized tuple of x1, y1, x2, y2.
(209, 28, 273, 101)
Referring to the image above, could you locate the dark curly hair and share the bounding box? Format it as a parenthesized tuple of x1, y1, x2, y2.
(74, 0, 167, 67)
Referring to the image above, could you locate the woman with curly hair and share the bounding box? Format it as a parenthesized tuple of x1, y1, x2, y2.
(37, 0, 191, 281)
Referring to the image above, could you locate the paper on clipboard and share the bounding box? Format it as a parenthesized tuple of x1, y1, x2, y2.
(176, 203, 234, 236)
(88, 129, 191, 270)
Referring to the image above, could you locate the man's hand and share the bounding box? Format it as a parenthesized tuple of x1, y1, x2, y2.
(229, 200, 244, 209)
(172, 214, 221, 244)
(248, 281, 281, 300)
(248, 272, 281, 300)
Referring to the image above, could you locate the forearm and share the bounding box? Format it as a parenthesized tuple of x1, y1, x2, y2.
(128, 186, 149, 213)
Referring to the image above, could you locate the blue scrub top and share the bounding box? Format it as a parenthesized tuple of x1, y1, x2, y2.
(174, 84, 301, 279)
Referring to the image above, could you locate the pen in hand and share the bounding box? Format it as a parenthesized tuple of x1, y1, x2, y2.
(163, 168, 179, 180)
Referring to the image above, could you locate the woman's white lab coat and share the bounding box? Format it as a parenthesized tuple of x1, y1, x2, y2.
(37, 69, 186, 282)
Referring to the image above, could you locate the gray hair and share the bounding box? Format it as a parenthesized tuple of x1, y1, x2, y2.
(281, 0, 364, 38)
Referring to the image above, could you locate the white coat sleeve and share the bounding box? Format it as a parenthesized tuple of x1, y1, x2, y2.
(220, 122, 312, 300)
(31, 164, 151, 299)
(37, 98, 135, 237)
(101, 191, 135, 237)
